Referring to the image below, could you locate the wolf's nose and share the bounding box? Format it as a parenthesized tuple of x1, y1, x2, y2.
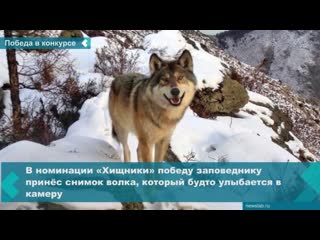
(171, 88, 180, 97)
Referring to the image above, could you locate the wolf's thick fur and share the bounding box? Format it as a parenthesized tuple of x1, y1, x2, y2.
(109, 50, 197, 162)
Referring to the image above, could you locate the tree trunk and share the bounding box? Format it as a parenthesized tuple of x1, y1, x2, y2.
(4, 30, 22, 139)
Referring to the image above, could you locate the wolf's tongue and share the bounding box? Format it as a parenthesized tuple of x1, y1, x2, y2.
(171, 97, 180, 105)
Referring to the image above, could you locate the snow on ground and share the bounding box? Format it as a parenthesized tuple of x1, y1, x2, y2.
(171, 108, 298, 163)
(242, 102, 274, 126)
(248, 91, 274, 108)
(206, 133, 298, 162)
(286, 132, 316, 161)
(65, 91, 120, 154)
(0, 137, 119, 163)
(77, 73, 105, 86)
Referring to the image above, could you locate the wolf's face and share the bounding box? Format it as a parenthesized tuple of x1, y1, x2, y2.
(147, 50, 197, 109)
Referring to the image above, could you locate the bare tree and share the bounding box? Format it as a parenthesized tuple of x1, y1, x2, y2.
(2, 30, 78, 144)
(94, 43, 139, 76)
(4, 30, 22, 139)
(1, 30, 104, 148)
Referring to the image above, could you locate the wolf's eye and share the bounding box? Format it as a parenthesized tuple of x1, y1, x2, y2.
(177, 76, 184, 81)
(161, 77, 169, 83)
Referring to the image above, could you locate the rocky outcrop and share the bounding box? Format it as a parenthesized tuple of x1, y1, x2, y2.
(190, 75, 249, 118)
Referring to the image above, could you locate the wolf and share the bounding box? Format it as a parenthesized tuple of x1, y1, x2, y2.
(109, 50, 197, 162)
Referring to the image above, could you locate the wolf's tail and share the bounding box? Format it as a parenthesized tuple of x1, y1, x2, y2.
(112, 125, 119, 142)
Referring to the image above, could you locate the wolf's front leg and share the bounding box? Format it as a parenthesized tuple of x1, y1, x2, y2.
(154, 137, 170, 162)
(113, 125, 130, 162)
(137, 141, 153, 162)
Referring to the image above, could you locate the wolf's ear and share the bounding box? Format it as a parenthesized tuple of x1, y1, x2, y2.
(178, 50, 193, 71)
(149, 53, 164, 75)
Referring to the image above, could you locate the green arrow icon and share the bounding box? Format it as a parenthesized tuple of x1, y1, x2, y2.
(81, 38, 90, 48)
(2, 172, 19, 199)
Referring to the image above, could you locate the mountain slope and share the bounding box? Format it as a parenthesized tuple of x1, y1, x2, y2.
(216, 30, 320, 102)
(179, 30, 320, 159)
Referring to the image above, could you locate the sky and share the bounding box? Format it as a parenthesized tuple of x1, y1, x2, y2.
(200, 30, 227, 35)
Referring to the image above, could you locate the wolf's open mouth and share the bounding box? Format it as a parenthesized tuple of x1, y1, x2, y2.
(164, 92, 185, 106)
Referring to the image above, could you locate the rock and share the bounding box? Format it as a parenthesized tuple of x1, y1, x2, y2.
(60, 30, 83, 38)
(190, 75, 249, 118)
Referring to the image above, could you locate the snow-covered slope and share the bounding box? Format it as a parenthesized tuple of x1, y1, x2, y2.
(208, 31, 320, 158)
(216, 30, 320, 101)
(0, 30, 319, 210)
